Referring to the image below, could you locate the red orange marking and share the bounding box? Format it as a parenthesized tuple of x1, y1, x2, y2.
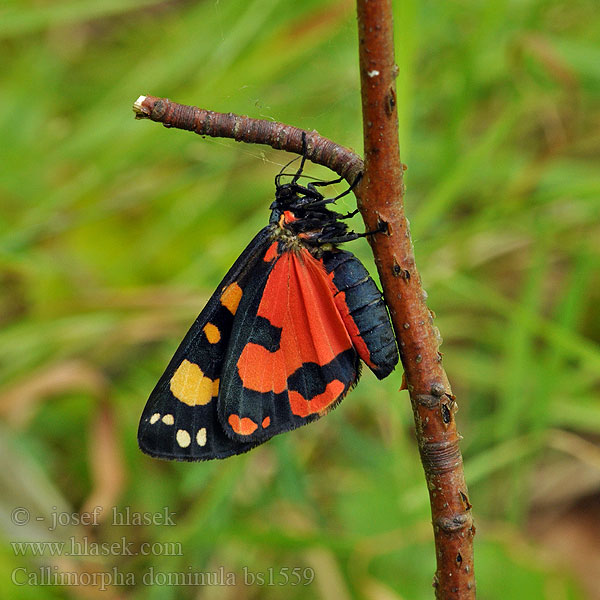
(283, 210, 297, 223)
(289, 380, 346, 417)
(263, 241, 279, 262)
(261, 416, 271, 429)
(228, 414, 258, 435)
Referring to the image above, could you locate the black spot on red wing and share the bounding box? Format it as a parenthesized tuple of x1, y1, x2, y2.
(247, 315, 282, 352)
(287, 349, 358, 400)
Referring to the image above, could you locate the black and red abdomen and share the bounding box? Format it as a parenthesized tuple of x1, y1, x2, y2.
(321, 250, 398, 379)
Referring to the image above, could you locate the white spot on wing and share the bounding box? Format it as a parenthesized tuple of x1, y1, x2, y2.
(176, 429, 191, 448)
(150, 413, 160, 424)
(196, 428, 207, 447)
(162, 414, 174, 425)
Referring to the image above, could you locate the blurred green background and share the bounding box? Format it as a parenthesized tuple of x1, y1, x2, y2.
(1, 0, 599, 598)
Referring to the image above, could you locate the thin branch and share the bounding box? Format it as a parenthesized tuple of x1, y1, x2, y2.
(133, 96, 364, 184)
(356, 0, 475, 598)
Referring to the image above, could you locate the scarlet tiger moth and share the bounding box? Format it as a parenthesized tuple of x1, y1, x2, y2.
(138, 140, 399, 461)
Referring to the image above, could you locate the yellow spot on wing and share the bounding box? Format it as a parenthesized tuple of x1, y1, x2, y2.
(170, 359, 215, 406)
(176, 429, 191, 448)
(203, 323, 221, 344)
(150, 413, 160, 424)
(162, 414, 174, 425)
(220, 282, 242, 314)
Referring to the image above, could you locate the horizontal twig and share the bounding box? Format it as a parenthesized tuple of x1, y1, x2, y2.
(133, 95, 364, 184)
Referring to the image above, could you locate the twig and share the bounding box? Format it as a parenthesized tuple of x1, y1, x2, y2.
(133, 96, 364, 184)
(357, 0, 475, 597)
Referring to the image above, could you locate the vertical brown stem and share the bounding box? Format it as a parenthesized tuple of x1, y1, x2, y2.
(356, 1, 475, 597)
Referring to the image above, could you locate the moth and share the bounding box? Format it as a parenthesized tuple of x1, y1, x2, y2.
(138, 142, 398, 460)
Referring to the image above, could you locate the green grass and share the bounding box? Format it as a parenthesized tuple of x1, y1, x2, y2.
(1, 0, 599, 598)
